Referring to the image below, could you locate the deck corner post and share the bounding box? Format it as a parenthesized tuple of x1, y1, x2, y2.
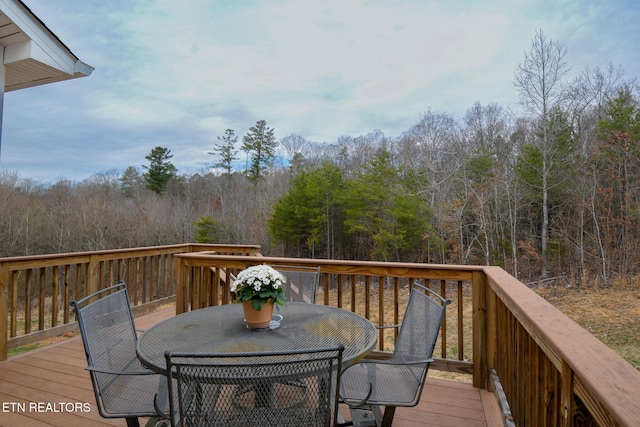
(472, 270, 488, 389)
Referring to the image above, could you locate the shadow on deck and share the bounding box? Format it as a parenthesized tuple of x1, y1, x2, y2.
(0, 307, 502, 427)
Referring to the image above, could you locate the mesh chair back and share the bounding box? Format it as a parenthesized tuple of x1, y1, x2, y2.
(392, 281, 448, 363)
(382, 282, 449, 406)
(71, 282, 162, 419)
(277, 266, 321, 304)
(166, 345, 344, 427)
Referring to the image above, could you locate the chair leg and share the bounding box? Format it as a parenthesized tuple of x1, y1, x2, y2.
(125, 417, 141, 427)
(380, 406, 396, 427)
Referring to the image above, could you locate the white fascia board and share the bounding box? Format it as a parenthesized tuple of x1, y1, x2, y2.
(74, 59, 94, 77)
(0, 0, 93, 76)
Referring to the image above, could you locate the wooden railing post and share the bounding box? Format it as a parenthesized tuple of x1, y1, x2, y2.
(0, 261, 8, 361)
(88, 254, 100, 297)
(472, 270, 487, 389)
(176, 253, 186, 314)
(486, 284, 498, 392)
(561, 361, 574, 427)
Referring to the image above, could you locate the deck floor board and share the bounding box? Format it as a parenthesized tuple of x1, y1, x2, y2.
(1, 307, 503, 427)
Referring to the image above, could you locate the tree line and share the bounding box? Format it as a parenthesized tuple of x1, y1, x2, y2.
(1, 31, 638, 285)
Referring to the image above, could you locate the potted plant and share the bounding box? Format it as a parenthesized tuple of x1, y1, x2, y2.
(231, 264, 287, 329)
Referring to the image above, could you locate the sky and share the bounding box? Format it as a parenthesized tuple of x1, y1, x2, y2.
(0, 0, 638, 183)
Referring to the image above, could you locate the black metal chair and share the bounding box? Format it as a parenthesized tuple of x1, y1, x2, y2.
(339, 281, 450, 427)
(230, 266, 322, 406)
(165, 345, 344, 427)
(277, 265, 321, 304)
(71, 282, 167, 427)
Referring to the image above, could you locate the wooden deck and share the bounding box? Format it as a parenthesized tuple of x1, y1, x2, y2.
(0, 307, 503, 427)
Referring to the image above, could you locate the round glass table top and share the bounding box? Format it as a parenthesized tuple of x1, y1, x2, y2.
(137, 302, 377, 373)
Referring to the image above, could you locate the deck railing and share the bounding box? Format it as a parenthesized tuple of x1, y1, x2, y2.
(0, 244, 260, 356)
(2, 246, 640, 425)
(174, 253, 483, 378)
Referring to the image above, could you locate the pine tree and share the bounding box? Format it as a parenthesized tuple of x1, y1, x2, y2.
(119, 166, 142, 197)
(142, 146, 177, 194)
(269, 161, 347, 258)
(194, 215, 223, 243)
(210, 129, 238, 177)
(241, 120, 277, 184)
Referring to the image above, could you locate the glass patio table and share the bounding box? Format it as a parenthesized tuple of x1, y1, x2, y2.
(136, 302, 377, 373)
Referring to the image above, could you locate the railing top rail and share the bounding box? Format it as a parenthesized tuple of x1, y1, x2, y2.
(0, 244, 262, 263)
(175, 253, 484, 279)
(484, 266, 640, 426)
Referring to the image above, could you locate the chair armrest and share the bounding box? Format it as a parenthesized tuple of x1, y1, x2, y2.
(85, 366, 157, 376)
(340, 358, 435, 409)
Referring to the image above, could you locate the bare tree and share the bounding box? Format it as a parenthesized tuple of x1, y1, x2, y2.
(513, 29, 570, 279)
(279, 133, 309, 158)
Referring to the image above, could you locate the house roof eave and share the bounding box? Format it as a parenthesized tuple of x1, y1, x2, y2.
(0, 0, 93, 92)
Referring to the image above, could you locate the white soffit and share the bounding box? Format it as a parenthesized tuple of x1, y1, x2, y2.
(0, 0, 93, 92)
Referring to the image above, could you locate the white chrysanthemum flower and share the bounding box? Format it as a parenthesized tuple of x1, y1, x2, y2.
(233, 264, 284, 294)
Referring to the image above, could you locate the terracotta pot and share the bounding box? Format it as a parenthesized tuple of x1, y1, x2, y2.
(242, 300, 273, 329)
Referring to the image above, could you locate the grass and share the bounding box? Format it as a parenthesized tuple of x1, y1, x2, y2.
(536, 277, 640, 370)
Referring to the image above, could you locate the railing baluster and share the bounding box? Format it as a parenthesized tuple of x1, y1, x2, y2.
(63, 265, 70, 324)
(364, 275, 371, 320)
(458, 280, 464, 360)
(393, 277, 399, 342)
(10, 271, 18, 337)
(151, 255, 158, 300)
(440, 279, 447, 359)
(38, 267, 45, 331)
(350, 274, 356, 312)
(378, 276, 384, 352)
(52, 265, 59, 328)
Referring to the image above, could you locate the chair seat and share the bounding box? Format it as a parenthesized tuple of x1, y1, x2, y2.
(98, 372, 166, 415)
(340, 360, 426, 406)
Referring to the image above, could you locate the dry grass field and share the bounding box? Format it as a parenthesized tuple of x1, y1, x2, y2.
(321, 276, 640, 378)
(536, 277, 640, 370)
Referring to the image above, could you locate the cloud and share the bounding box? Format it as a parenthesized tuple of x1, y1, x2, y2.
(1, 0, 639, 182)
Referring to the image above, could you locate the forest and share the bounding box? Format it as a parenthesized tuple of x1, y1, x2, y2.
(1, 31, 639, 285)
